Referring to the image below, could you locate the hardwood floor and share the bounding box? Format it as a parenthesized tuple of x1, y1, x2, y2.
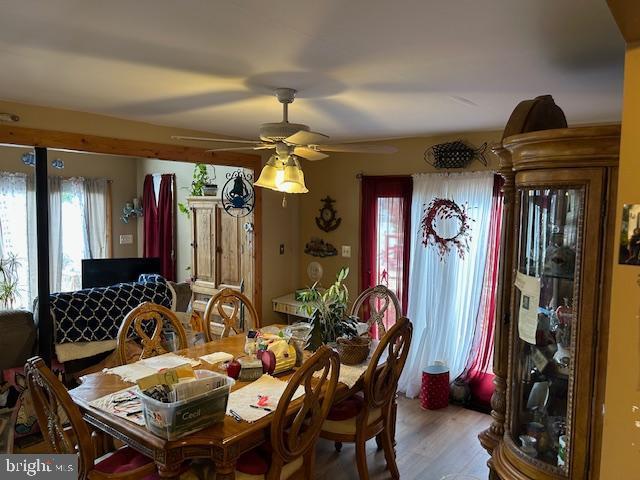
(314, 396, 491, 480)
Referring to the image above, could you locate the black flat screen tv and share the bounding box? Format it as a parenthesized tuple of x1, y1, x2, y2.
(81, 258, 162, 289)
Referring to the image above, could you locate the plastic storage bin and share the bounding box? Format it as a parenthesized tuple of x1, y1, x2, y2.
(137, 370, 234, 440)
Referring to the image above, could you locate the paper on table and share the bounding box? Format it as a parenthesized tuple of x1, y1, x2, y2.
(199, 352, 234, 365)
(104, 353, 201, 383)
(515, 272, 541, 344)
(89, 387, 145, 426)
(226, 374, 304, 423)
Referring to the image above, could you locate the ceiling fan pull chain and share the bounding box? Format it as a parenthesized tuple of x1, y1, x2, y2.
(282, 193, 287, 208)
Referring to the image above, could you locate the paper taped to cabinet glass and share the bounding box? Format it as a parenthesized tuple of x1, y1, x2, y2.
(515, 272, 541, 344)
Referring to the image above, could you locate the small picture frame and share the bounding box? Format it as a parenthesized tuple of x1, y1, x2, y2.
(619, 204, 640, 265)
(522, 295, 531, 310)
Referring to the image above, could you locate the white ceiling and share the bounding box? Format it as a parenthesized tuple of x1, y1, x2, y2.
(0, 0, 624, 141)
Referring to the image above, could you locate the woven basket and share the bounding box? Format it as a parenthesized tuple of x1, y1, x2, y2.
(336, 336, 371, 365)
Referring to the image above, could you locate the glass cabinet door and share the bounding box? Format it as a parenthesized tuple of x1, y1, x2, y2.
(510, 187, 583, 473)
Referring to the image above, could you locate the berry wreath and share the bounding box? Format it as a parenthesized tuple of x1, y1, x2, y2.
(420, 197, 473, 259)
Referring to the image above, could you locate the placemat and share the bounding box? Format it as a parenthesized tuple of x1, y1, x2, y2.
(226, 374, 304, 423)
(104, 353, 201, 383)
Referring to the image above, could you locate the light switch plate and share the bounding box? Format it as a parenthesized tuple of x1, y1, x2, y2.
(341, 245, 351, 258)
(119, 234, 133, 245)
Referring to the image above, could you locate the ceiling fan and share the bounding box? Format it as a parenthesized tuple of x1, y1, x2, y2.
(172, 88, 397, 194)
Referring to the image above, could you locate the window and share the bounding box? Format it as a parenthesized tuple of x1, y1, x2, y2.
(0, 172, 109, 309)
(375, 196, 407, 326)
(61, 178, 88, 292)
(360, 176, 412, 332)
(0, 173, 30, 309)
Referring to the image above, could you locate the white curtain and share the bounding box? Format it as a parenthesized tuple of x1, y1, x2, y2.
(83, 178, 108, 259)
(398, 171, 495, 398)
(0, 172, 110, 308)
(48, 176, 64, 293)
(0, 173, 31, 307)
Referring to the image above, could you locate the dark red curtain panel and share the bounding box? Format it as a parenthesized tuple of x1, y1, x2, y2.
(142, 174, 176, 281)
(459, 174, 504, 410)
(142, 175, 158, 258)
(360, 176, 412, 315)
(157, 174, 176, 281)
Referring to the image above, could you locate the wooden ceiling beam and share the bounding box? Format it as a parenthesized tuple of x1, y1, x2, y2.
(0, 124, 261, 169)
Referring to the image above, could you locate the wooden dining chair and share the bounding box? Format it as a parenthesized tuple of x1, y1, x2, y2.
(116, 302, 188, 365)
(25, 356, 157, 480)
(202, 288, 260, 341)
(350, 285, 401, 337)
(231, 345, 340, 480)
(319, 317, 413, 480)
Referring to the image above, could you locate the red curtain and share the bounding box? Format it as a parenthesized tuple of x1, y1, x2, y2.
(360, 176, 412, 318)
(142, 174, 175, 281)
(459, 174, 504, 410)
(142, 175, 158, 258)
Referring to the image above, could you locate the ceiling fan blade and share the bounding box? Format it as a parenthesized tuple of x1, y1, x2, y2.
(284, 130, 329, 146)
(293, 146, 330, 161)
(172, 135, 262, 145)
(206, 144, 275, 153)
(314, 144, 398, 154)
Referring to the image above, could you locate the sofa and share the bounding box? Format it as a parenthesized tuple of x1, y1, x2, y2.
(36, 274, 177, 364)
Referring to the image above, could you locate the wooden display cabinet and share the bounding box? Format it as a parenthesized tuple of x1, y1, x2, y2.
(485, 117, 619, 479)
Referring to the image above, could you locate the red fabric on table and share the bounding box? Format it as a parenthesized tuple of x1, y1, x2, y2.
(420, 369, 450, 410)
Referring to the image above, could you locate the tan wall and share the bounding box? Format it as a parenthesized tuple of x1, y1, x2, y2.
(0, 144, 139, 257)
(0, 100, 299, 321)
(298, 132, 502, 297)
(599, 45, 640, 478)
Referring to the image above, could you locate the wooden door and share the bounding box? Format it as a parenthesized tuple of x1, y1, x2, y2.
(215, 204, 255, 303)
(216, 204, 242, 289)
(190, 200, 216, 284)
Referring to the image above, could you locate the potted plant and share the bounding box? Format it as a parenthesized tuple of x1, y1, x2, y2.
(178, 164, 217, 216)
(299, 267, 360, 352)
(0, 253, 20, 309)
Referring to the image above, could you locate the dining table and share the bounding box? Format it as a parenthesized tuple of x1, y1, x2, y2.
(69, 327, 362, 480)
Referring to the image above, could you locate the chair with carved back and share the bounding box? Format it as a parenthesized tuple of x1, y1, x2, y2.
(231, 345, 340, 480)
(116, 302, 188, 365)
(350, 285, 401, 337)
(25, 356, 157, 480)
(202, 288, 260, 342)
(319, 317, 412, 480)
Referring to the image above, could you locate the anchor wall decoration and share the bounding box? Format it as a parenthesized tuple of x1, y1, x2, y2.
(315, 196, 341, 232)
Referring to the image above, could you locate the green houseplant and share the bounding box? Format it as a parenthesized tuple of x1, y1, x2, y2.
(0, 253, 21, 309)
(299, 267, 359, 351)
(178, 164, 217, 216)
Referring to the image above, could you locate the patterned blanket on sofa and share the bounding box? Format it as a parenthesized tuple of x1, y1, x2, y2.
(52, 274, 173, 345)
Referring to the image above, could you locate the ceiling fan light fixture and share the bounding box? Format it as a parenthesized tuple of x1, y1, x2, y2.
(282, 158, 302, 186)
(280, 156, 308, 194)
(254, 154, 280, 191)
